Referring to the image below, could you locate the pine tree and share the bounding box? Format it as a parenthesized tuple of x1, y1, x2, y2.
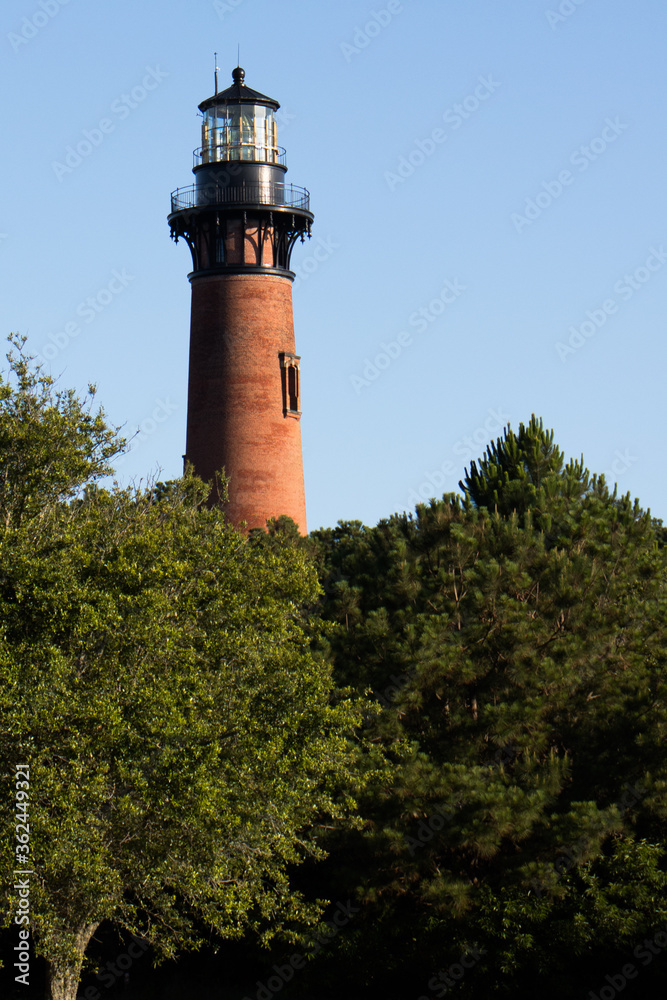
(309, 419, 667, 996)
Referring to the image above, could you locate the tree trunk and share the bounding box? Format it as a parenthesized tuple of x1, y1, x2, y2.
(45, 922, 99, 1000)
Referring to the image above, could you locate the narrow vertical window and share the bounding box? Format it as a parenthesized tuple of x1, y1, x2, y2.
(279, 353, 301, 417)
(215, 216, 225, 264)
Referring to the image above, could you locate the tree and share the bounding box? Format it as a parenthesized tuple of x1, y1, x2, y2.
(0, 338, 364, 1000)
(458, 414, 589, 515)
(308, 419, 667, 996)
(0, 333, 119, 527)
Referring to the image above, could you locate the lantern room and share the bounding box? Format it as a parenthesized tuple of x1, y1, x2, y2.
(196, 66, 284, 166)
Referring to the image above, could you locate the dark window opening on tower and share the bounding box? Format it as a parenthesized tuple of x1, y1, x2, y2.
(280, 352, 301, 417)
(215, 234, 225, 264)
(288, 366, 298, 411)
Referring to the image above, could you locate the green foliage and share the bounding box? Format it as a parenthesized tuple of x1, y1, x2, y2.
(0, 334, 120, 528)
(0, 339, 365, 1000)
(468, 837, 667, 996)
(3, 342, 665, 999)
(459, 414, 591, 516)
(309, 417, 667, 996)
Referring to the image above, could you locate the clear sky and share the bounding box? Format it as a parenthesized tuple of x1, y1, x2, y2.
(1, 0, 666, 530)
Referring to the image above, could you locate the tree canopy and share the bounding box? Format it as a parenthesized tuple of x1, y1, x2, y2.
(3, 342, 666, 1000)
(307, 418, 667, 997)
(0, 338, 365, 1000)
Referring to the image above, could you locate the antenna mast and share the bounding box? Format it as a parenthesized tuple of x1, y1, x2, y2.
(214, 52, 219, 94)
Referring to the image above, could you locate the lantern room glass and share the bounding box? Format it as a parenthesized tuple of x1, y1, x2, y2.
(202, 103, 279, 163)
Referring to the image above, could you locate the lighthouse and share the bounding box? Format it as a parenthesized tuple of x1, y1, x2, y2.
(169, 66, 313, 532)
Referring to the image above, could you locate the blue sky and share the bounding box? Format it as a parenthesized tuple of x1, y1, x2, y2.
(1, 0, 666, 530)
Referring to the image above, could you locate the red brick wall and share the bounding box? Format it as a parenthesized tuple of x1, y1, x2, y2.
(185, 272, 308, 533)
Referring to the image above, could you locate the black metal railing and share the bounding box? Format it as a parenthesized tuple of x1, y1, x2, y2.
(193, 145, 287, 168)
(170, 182, 311, 213)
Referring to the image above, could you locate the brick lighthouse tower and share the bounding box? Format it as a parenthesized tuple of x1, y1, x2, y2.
(168, 66, 313, 532)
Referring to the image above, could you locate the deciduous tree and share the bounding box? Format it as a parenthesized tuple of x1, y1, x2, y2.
(0, 338, 364, 1000)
